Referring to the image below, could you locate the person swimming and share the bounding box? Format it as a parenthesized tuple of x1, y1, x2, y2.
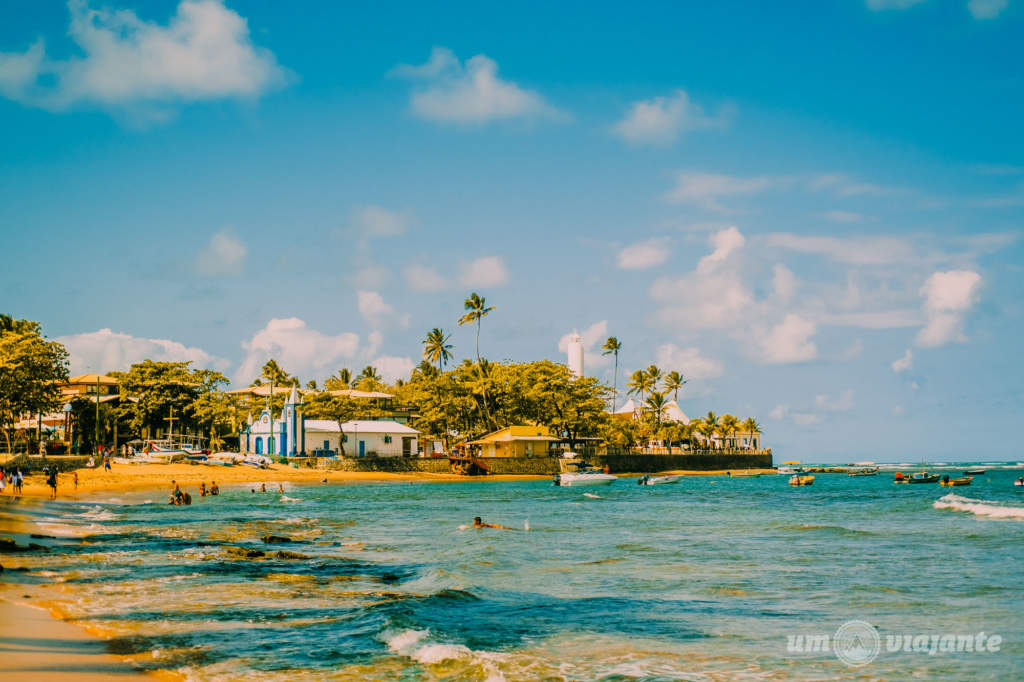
(472, 516, 515, 530)
(210, 481, 219, 495)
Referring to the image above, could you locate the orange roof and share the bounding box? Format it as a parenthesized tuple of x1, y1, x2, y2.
(67, 374, 119, 386)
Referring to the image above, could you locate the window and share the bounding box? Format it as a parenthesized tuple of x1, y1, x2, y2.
(383, 435, 392, 444)
(342, 435, 349, 443)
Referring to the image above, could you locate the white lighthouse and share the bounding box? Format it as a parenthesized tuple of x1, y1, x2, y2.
(567, 332, 584, 378)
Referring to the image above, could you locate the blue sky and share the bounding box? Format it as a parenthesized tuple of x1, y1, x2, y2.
(1, 0, 1022, 461)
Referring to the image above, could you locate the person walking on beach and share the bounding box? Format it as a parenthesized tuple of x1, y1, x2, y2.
(46, 469, 58, 500)
(15, 469, 23, 495)
(104, 456, 111, 472)
(73, 471, 78, 491)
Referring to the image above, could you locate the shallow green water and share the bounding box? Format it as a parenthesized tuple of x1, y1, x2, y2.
(6, 464, 1024, 680)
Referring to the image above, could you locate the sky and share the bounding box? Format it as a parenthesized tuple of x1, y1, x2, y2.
(1, 0, 1022, 461)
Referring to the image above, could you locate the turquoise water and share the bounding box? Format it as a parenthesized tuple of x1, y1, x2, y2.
(7, 464, 1024, 680)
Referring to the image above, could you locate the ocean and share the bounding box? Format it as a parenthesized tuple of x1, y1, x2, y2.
(5, 462, 1024, 680)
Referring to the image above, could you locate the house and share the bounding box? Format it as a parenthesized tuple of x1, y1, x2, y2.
(467, 425, 559, 458)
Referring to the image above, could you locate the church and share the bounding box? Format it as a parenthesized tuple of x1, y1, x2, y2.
(241, 386, 420, 458)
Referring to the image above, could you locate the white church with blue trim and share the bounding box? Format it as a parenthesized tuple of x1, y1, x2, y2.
(241, 386, 420, 458)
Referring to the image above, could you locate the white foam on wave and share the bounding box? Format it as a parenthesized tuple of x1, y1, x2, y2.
(583, 493, 602, 499)
(380, 627, 507, 680)
(80, 506, 118, 521)
(382, 627, 429, 653)
(934, 494, 1024, 520)
(279, 496, 301, 503)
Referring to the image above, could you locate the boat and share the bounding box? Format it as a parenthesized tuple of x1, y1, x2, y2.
(940, 476, 973, 487)
(554, 462, 616, 487)
(206, 452, 272, 469)
(730, 472, 761, 478)
(963, 469, 986, 475)
(777, 461, 804, 475)
(1013, 479, 1023, 488)
(907, 473, 941, 484)
(849, 468, 879, 476)
(638, 474, 681, 485)
(789, 474, 814, 486)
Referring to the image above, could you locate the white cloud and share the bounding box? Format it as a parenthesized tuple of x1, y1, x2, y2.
(558, 320, 611, 371)
(351, 264, 390, 290)
(654, 344, 724, 381)
(764, 232, 921, 266)
(390, 46, 561, 124)
(459, 256, 509, 288)
(819, 311, 920, 329)
(617, 237, 670, 270)
(611, 89, 728, 145)
(756, 314, 818, 364)
(0, 0, 286, 118)
(772, 263, 798, 301)
(651, 227, 751, 330)
(815, 389, 855, 412)
(195, 229, 246, 276)
(840, 339, 865, 360)
(403, 264, 448, 292)
(915, 270, 982, 347)
(892, 348, 914, 373)
(769, 404, 789, 420)
(237, 317, 360, 385)
(371, 355, 415, 384)
(792, 412, 824, 426)
(665, 172, 787, 212)
(56, 328, 229, 375)
(352, 205, 411, 238)
(968, 0, 1009, 19)
(357, 290, 410, 330)
(865, 0, 928, 9)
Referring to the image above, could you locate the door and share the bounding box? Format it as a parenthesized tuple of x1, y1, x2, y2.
(255, 437, 263, 454)
(402, 437, 412, 457)
(358, 440, 365, 457)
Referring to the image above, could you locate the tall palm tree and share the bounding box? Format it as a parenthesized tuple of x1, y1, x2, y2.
(423, 328, 454, 371)
(645, 365, 663, 389)
(626, 369, 655, 403)
(741, 417, 761, 450)
(458, 293, 496, 364)
(663, 371, 687, 401)
(645, 392, 669, 427)
(701, 411, 719, 449)
(601, 336, 623, 411)
(720, 414, 739, 450)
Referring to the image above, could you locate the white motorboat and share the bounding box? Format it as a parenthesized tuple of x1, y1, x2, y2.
(554, 463, 616, 487)
(638, 474, 681, 485)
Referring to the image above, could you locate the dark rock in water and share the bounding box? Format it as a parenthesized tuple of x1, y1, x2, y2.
(272, 550, 310, 560)
(0, 537, 18, 553)
(225, 546, 266, 559)
(30, 533, 56, 539)
(262, 535, 292, 544)
(0, 563, 4, 573)
(26, 543, 49, 552)
(0, 538, 47, 553)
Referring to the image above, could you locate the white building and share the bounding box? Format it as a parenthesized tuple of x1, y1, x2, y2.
(240, 386, 419, 457)
(567, 332, 584, 377)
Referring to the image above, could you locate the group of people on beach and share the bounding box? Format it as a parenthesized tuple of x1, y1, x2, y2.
(0, 468, 24, 498)
(168, 479, 219, 505)
(250, 483, 285, 494)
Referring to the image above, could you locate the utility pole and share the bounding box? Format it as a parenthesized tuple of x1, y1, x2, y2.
(268, 382, 275, 457)
(95, 374, 100, 455)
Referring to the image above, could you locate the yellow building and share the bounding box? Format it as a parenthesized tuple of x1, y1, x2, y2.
(468, 425, 559, 458)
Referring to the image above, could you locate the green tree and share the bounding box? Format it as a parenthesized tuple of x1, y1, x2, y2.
(0, 317, 70, 452)
(115, 361, 227, 442)
(601, 336, 623, 411)
(645, 365, 663, 390)
(663, 371, 687, 401)
(257, 359, 297, 387)
(741, 417, 761, 450)
(458, 292, 496, 364)
(302, 392, 359, 456)
(325, 368, 351, 391)
(700, 411, 719, 449)
(720, 413, 739, 450)
(423, 328, 454, 371)
(645, 392, 669, 427)
(355, 366, 383, 391)
(626, 369, 655, 403)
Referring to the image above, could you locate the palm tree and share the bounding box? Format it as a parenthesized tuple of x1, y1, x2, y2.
(645, 365, 663, 389)
(601, 336, 623, 411)
(645, 392, 669, 427)
(741, 417, 761, 450)
(720, 414, 739, 451)
(626, 369, 655, 403)
(355, 366, 382, 391)
(663, 371, 687, 401)
(458, 293, 496, 364)
(423, 328, 454, 371)
(701, 411, 719, 449)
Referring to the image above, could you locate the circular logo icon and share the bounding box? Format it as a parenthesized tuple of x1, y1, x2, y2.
(833, 620, 880, 667)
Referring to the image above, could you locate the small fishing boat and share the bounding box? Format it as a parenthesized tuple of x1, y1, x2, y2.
(849, 468, 879, 476)
(638, 474, 681, 485)
(940, 476, 973, 487)
(730, 471, 761, 478)
(963, 469, 986, 475)
(907, 472, 941, 484)
(1013, 479, 1024, 488)
(777, 461, 803, 475)
(789, 474, 814, 486)
(554, 462, 616, 487)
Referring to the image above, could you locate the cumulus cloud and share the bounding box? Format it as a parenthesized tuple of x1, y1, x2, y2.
(769, 404, 789, 420)
(617, 237, 670, 270)
(459, 256, 509, 288)
(772, 263, 798, 301)
(390, 46, 561, 124)
(0, 0, 286, 119)
(558, 320, 611, 372)
(352, 205, 411, 238)
(611, 89, 729, 145)
(357, 291, 410, 330)
(651, 226, 751, 330)
(968, 0, 1009, 19)
(756, 314, 818, 364)
(764, 232, 921, 266)
(195, 229, 246, 276)
(403, 264, 448, 292)
(654, 344, 724, 381)
(815, 389, 854, 412)
(892, 348, 914, 373)
(665, 172, 787, 212)
(237, 317, 360, 385)
(56, 328, 229, 374)
(915, 270, 982, 347)
(370, 355, 415, 384)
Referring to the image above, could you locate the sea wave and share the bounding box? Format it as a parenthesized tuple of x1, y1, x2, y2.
(934, 494, 1024, 520)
